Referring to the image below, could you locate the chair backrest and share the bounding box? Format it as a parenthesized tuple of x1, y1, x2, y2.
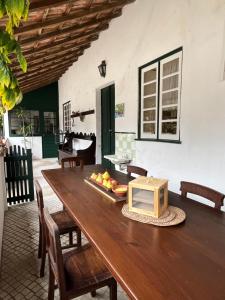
(180, 181, 224, 210)
(43, 207, 67, 294)
(61, 157, 84, 169)
(34, 179, 44, 224)
(127, 165, 148, 177)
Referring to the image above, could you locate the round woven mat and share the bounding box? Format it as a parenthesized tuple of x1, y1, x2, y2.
(122, 205, 186, 227)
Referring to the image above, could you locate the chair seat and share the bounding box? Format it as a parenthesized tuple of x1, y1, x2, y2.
(64, 244, 112, 292)
(51, 210, 78, 234)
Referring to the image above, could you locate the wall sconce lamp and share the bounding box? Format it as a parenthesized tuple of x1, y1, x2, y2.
(98, 60, 106, 77)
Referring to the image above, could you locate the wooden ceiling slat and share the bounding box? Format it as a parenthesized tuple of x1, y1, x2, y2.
(19, 70, 66, 86)
(16, 63, 71, 78)
(22, 79, 60, 93)
(19, 14, 116, 46)
(12, 49, 83, 71)
(17, 31, 99, 58)
(17, 55, 77, 75)
(22, 54, 77, 72)
(12, 43, 90, 67)
(19, 69, 64, 82)
(15, 0, 134, 35)
(21, 76, 60, 88)
(29, 0, 77, 12)
(19, 71, 66, 87)
(20, 75, 61, 89)
(10, 0, 136, 92)
(15, 56, 77, 75)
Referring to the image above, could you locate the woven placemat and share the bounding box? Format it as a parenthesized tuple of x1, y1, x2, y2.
(122, 205, 186, 227)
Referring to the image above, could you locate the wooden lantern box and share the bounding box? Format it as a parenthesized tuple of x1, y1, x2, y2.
(128, 176, 168, 218)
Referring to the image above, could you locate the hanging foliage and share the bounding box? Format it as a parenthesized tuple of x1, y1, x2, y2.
(0, 0, 29, 113)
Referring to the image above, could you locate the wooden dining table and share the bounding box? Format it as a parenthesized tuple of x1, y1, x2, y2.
(42, 165, 225, 300)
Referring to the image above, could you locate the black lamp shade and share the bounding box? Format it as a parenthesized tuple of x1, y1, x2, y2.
(98, 60, 106, 77)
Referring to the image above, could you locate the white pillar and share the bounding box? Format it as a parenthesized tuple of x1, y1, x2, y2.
(0, 155, 7, 267)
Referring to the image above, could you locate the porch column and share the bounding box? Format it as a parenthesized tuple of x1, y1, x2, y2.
(0, 155, 7, 267)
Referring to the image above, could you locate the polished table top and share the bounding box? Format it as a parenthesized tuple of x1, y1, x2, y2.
(42, 165, 225, 300)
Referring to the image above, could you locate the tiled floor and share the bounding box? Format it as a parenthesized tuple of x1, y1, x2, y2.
(0, 158, 128, 300)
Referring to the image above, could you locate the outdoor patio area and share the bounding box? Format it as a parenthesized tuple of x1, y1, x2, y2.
(0, 159, 128, 300)
(0, 1, 225, 299)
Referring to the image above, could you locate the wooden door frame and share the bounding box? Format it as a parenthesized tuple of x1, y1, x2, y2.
(95, 81, 115, 164)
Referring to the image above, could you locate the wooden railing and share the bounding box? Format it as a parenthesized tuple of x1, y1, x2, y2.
(4, 146, 34, 205)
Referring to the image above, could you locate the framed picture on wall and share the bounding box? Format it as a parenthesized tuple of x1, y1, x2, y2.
(115, 103, 125, 118)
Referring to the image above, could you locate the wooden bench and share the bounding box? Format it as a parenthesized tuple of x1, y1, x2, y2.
(58, 132, 96, 165)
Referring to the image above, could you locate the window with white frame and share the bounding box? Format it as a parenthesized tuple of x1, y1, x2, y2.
(138, 48, 182, 142)
(63, 101, 71, 132)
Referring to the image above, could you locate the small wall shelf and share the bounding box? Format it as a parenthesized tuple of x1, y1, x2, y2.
(71, 109, 95, 118)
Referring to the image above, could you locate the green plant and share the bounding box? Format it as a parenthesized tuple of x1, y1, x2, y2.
(16, 107, 33, 150)
(0, 0, 29, 113)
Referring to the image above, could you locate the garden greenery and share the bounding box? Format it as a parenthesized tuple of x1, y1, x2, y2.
(0, 0, 29, 114)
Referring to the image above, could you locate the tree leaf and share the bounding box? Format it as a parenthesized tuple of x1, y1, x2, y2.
(0, 0, 6, 18)
(2, 87, 17, 110)
(16, 45, 27, 72)
(5, 0, 24, 20)
(23, 0, 29, 20)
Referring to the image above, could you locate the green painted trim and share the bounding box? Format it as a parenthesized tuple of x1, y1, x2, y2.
(138, 47, 183, 142)
(138, 47, 183, 70)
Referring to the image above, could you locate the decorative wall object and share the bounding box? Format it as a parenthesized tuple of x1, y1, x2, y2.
(98, 60, 106, 77)
(115, 103, 125, 118)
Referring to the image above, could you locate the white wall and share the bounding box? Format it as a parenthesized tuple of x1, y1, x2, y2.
(7, 137, 43, 159)
(59, 0, 225, 210)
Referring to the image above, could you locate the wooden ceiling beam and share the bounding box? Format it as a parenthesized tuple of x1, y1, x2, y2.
(17, 62, 71, 83)
(19, 70, 66, 86)
(19, 73, 65, 87)
(19, 70, 64, 83)
(29, 0, 77, 12)
(22, 79, 60, 94)
(11, 44, 88, 67)
(21, 31, 99, 56)
(21, 54, 76, 73)
(20, 75, 61, 89)
(15, 56, 75, 76)
(16, 63, 70, 79)
(12, 50, 81, 71)
(20, 75, 60, 88)
(19, 13, 116, 46)
(15, 1, 133, 35)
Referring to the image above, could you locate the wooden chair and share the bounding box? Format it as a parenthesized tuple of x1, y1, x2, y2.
(180, 181, 224, 210)
(127, 165, 148, 177)
(43, 207, 117, 300)
(61, 157, 84, 169)
(35, 180, 82, 278)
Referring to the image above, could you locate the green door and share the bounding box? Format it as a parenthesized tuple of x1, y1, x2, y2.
(101, 84, 115, 169)
(42, 111, 58, 158)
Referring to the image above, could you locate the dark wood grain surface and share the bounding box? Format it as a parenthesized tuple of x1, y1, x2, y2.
(42, 165, 225, 300)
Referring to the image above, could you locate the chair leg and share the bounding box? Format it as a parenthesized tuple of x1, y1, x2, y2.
(91, 290, 97, 297)
(38, 222, 42, 259)
(48, 264, 55, 300)
(77, 229, 82, 247)
(40, 229, 46, 277)
(69, 231, 73, 245)
(109, 279, 117, 300)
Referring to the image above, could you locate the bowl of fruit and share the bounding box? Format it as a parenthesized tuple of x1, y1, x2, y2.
(90, 171, 118, 191)
(112, 185, 128, 197)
